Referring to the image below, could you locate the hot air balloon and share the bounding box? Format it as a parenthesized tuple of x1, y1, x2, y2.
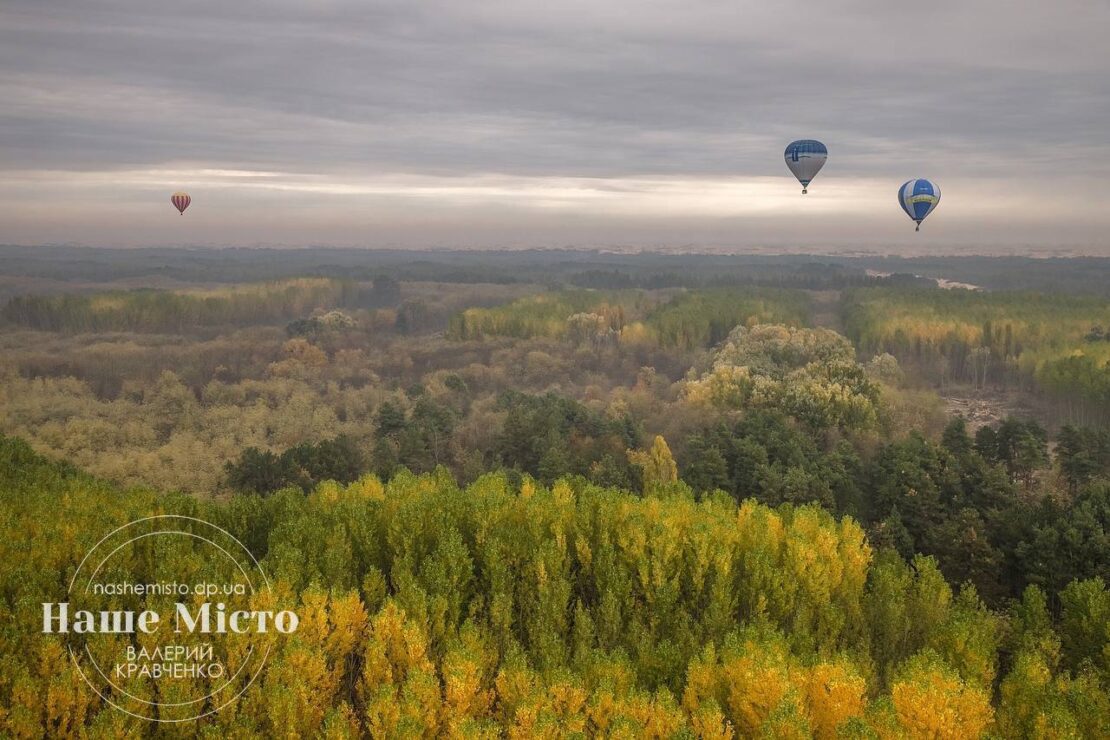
(897, 179, 940, 231)
(171, 192, 191, 215)
(784, 140, 827, 194)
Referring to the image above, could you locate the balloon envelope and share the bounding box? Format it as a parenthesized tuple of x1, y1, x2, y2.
(784, 140, 827, 193)
(898, 179, 940, 231)
(171, 192, 191, 215)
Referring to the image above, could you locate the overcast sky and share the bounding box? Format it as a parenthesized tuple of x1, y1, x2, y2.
(1, 0, 1108, 253)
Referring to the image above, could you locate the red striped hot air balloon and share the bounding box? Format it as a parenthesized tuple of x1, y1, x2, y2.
(171, 191, 191, 215)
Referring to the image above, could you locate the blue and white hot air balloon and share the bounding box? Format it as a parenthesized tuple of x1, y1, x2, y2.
(898, 178, 941, 231)
(784, 140, 827, 194)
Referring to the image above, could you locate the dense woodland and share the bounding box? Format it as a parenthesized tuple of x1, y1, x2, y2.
(1, 249, 1110, 737)
(843, 289, 1110, 426)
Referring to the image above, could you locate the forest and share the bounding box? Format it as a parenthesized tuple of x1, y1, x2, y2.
(1, 248, 1110, 737)
(842, 289, 1110, 426)
(447, 288, 810, 351)
(5, 435, 1110, 737)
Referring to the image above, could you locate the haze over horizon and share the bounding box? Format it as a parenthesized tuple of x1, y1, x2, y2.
(2, 1, 1108, 254)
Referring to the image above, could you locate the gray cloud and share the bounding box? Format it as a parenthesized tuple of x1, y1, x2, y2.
(1, 0, 1108, 250)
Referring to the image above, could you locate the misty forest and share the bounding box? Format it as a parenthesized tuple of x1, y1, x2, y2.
(2, 246, 1110, 738)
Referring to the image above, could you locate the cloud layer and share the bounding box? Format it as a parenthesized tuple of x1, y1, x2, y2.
(2, 1, 1108, 252)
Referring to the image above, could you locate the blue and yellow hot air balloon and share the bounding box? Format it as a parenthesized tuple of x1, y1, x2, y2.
(784, 140, 827, 194)
(898, 179, 940, 231)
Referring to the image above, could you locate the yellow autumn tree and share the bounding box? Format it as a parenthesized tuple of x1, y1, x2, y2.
(890, 650, 993, 739)
(627, 435, 678, 493)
